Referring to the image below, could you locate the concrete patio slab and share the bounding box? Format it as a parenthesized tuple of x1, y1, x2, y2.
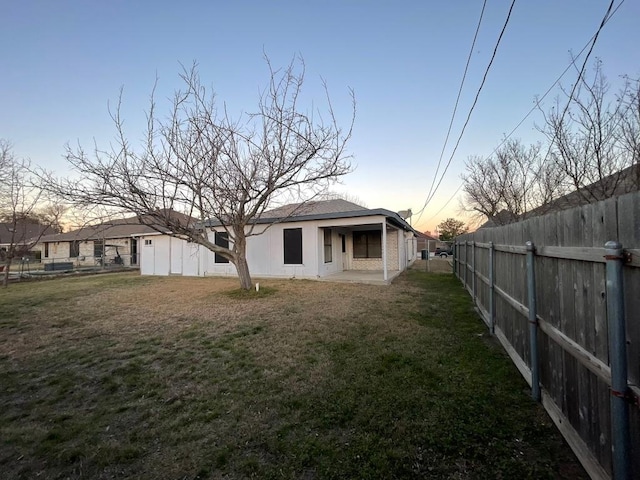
(319, 269, 401, 285)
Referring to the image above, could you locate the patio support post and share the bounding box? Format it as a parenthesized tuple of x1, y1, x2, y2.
(382, 221, 388, 281)
(605, 240, 630, 480)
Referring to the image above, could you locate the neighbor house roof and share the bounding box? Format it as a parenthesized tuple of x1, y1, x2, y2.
(206, 199, 417, 233)
(36, 209, 197, 243)
(0, 221, 57, 246)
(37, 216, 164, 243)
(416, 231, 438, 241)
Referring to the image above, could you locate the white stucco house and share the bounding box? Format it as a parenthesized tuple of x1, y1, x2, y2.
(139, 199, 419, 283)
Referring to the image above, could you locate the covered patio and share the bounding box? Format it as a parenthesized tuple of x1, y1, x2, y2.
(319, 269, 402, 285)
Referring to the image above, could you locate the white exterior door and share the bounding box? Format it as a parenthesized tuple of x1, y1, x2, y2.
(170, 238, 182, 274)
(141, 240, 155, 275)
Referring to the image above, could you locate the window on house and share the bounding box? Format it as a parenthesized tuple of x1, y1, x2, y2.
(341, 234, 346, 253)
(324, 229, 332, 263)
(144, 239, 152, 246)
(44, 242, 49, 258)
(94, 240, 104, 258)
(353, 230, 382, 258)
(214, 231, 229, 264)
(69, 240, 80, 258)
(283, 228, 303, 264)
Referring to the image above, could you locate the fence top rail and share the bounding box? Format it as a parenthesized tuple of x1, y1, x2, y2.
(457, 242, 639, 267)
(628, 248, 640, 267)
(495, 245, 527, 254)
(536, 246, 606, 263)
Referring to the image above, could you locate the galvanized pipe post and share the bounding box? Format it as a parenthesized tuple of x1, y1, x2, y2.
(454, 241, 458, 277)
(526, 241, 540, 402)
(453, 241, 457, 278)
(605, 241, 631, 480)
(488, 241, 495, 336)
(471, 241, 476, 302)
(463, 241, 468, 289)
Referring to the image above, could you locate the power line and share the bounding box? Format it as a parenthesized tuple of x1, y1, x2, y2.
(423, 0, 487, 210)
(419, 0, 624, 228)
(414, 0, 517, 226)
(555, 0, 616, 130)
(538, 0, 617, 170)
(482, 0, 623, 165)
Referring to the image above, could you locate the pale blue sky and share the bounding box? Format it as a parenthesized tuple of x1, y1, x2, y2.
(1, 1, 638, 231)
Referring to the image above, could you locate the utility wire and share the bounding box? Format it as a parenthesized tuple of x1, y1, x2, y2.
(420, 0, 623, 228)
(538, 0, 616, 167)
(414, 0, 517, 226)
(423, 0, 487, 209)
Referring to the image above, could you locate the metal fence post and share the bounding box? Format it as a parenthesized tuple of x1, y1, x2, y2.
(471, 240, 476, 302)
(526, 241, 540, 402)
(489, 241, 495, 336)
(605, 241, 630, 480)
(463, 241, 468, 289)
(453, 241, 457, 278)
(454, 241, 458, 277)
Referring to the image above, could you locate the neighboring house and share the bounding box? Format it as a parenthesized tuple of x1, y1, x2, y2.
(416, 231, 439, 253)
(140, 199, 419, 283)
(0, 220, 57, 256)
(34, 216, 169, 267)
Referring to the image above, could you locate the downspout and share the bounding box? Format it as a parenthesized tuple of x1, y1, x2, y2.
(382, 220, 388, 281)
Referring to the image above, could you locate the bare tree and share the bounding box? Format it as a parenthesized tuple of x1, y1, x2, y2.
(616, 76, 640, 188)
(540, 60, 639, 202)
(461, 138, 564, 225)
(0, 140, 63, 287)
(49, 57, 355, 289)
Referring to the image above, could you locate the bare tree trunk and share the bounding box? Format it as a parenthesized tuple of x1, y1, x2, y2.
(2, 260, 11, 288)
(231, 227, 253, 290)
(235, 253, 252, 290)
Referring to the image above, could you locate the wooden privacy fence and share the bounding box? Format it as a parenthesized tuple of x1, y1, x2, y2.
(454, 191, 640, 480)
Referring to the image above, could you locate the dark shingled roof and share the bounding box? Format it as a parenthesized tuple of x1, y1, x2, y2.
(206, 199, 417, 233)
(0, 221, 57, 245)
(37, 217, 160, 243)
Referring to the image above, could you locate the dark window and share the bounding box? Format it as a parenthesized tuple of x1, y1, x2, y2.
(69, 240, 80, 258)
(341, 234, 346, 253)
(131, 239, 138, 265)
(44, 242, 49, 258)
(144, 239, 152, 246)
(214, 231, 229, 264)
(324, 229, 332, 263)
(353, 230, 382, 258)
(283, 228, 303, 264)
(94, 240, 104, 258)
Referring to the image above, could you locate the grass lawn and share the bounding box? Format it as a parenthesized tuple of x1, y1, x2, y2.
(0, 270, 586, 479)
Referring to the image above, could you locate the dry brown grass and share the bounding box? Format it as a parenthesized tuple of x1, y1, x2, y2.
(0, 271, 586, 479)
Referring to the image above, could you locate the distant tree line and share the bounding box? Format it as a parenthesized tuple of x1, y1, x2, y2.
(462, 60, 640, 226)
